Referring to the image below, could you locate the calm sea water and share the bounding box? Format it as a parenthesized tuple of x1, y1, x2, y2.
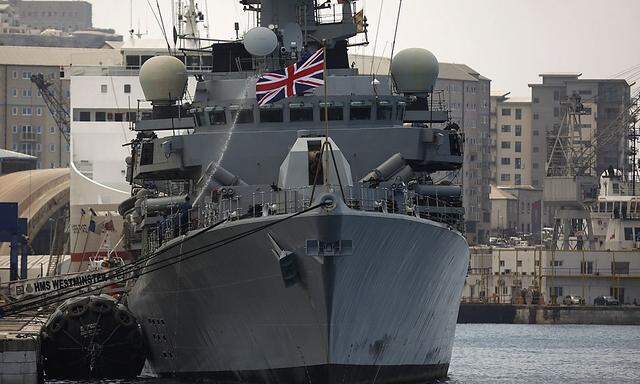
(47, 324, 640, 384)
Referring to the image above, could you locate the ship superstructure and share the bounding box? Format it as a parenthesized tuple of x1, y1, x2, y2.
(119, 1, 470, 382)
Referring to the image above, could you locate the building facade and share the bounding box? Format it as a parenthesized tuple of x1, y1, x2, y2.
(529, 74, 631, 186)
(490, 94, 539, 187)
(9, 0, 92, 32)
(462, 247, 640, 305)
(436, 64, 492, 244)
(333, 55, 493, 244)
(0, 45, 122, 168)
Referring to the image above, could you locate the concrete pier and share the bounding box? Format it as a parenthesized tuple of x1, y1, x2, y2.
(0, 316, 42, 384)
(458, 303, 640, 325)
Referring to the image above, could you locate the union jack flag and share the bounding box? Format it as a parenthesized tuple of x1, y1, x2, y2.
(256, 48, 325, 107)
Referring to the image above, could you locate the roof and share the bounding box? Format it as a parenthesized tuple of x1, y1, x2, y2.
(120, 37, 171, 52)
(490, 185, 517, 200)
(0, 149, 37, 161)
(348, 54, 486, 82)
(499, 185, 540, 191)
(0, 46, 122, 67)
(102, 40, 124, 50)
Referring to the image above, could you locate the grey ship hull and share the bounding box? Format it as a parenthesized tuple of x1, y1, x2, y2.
(128, 207, 469, 383)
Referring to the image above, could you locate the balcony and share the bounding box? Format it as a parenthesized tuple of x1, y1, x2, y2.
(20, 132, 37, 141)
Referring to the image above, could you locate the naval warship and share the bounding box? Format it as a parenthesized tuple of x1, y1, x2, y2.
(120, 0, 470, 382)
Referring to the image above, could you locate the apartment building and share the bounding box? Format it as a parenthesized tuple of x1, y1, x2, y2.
(0, 45, 122, 168)
(349, 55, 492, 244)
(490, 93, 540, 187)
(529, 74, 631, 185)
(9, 0, 92, 32)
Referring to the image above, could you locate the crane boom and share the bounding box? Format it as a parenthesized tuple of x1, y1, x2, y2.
(30, 74, 70, 144)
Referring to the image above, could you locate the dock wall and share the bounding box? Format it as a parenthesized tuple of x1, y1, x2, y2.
(0, 337, 40, 384)
(458, 303, 640, 325)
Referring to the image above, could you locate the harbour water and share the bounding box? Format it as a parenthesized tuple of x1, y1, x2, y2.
(47, 324, 640, 384)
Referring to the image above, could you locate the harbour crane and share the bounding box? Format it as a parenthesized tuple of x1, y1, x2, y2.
(545, 90, 640, 250)
(30, 73, 70, 144)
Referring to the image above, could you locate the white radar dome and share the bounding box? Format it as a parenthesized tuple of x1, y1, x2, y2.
(390, 48, 439, 94)
(139, 56, 188, 105)
(243, 27, 278, 56)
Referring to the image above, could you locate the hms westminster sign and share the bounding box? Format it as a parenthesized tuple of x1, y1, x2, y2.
(6, 271, 110, 300)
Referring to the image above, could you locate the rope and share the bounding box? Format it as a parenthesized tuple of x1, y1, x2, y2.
(2, 202, 327, 317)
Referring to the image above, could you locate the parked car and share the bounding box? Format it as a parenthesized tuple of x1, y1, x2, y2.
(593, 296, 620, 306)
(563, 295, 585, 305)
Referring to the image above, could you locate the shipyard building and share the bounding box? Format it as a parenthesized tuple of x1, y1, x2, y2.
(352, 55, 492, 244)
(0, 45, 122, 169)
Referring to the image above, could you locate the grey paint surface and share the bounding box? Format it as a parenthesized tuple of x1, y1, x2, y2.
(128, 202, 469, 376)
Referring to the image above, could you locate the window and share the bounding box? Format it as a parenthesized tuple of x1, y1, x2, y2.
(550, 260, 563, 267)
(611, 262, 630, 275)
(580, 261, 594, 274)
(532, 162, 539, 169)
(515, 125, 522, 136)
(11, 88, 17, 97)
(12, 71, 17, 79)
(501, 157, 511, 165)
(95, 111, 106, 122)
(114, 113, 124, 122)
(22, 89, 32, 98)
(517, 260, 523, 267)
(231, 108, 254, 124)
(533, 114, 539, 120)
(49, 144, 56, 152)
(289, 104, 314, 122)
(515, 174, 522, 185)
(499, 260, 505, 267)
(259, 106, 284, 123)
(501, 125, 511, 133)
(533, 130, 539, 136)
(533, 146, 540, 153)
(350, 103, 371, 120)
(22, 71, 32, 79)
(500, 174, 510, 181)
(124, 84, 131, 93)
(22, 107, 32, 116)
(208, 108, 227, 125)
(36, 107, 43, 116)
(376, 102, 393, 120)
(75, 110, 90, 121)
(12, 125, 18, 134)
(65, 143, 70, 152)
(320, 103, 344, 121)
(36, 143, 41, 152)
(21, 125, 32, 133)
(533, 97, 539, 103)
(49, 126, 56, 134)
(100, 84, 107, 93)
(50, 162, 55, 168)
(578, 89, 592, 95)
(515, 141, 522, 153)
(501, 141, 511, 149)
(515, 158, 522, 169)
(553, 90, 560, 101)
(36, 126, 42, 134)
(550, 286, 563, 298)
(11, 107, 18, 116)
(624, 227, 633, 241)
(501, 108, 511, 116)
(515, 108, 522, 120)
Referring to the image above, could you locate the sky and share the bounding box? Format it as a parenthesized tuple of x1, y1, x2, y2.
(88, 0, 640, 97)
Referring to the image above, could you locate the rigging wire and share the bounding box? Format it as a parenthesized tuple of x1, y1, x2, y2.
(2, 203, 328, 317)
(368, 0, 385, 76)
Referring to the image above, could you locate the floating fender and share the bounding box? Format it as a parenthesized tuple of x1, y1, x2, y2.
(41, 295, 146, 380)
